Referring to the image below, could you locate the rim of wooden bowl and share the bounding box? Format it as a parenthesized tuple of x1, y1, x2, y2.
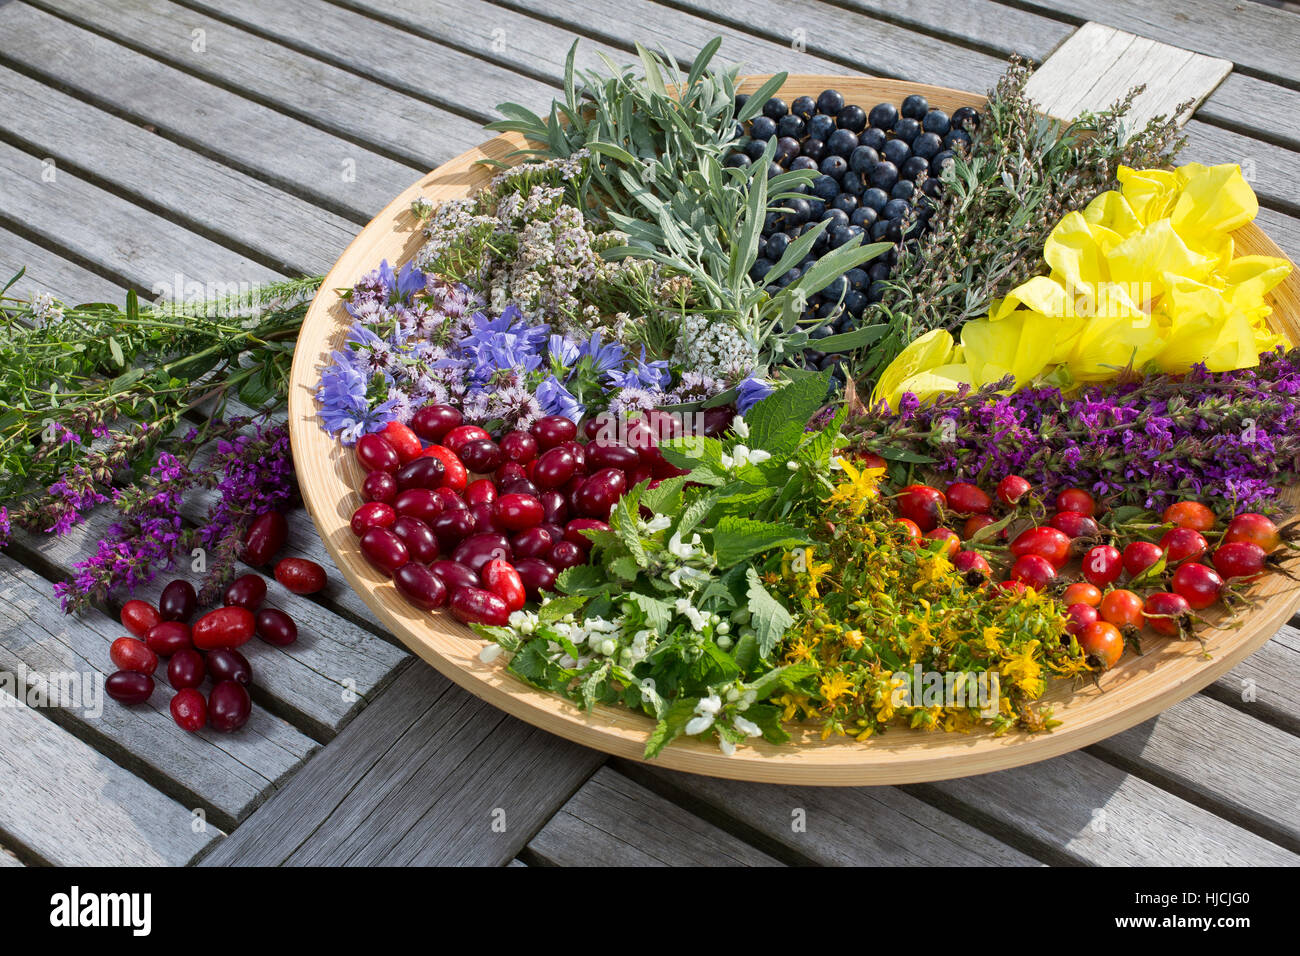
(288, 76, 1300, 785)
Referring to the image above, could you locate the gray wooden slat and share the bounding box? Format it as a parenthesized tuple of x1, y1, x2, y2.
(180, 0, 560, 123)
(27, 0, 487, 169)
(625, 762, 1042, 865)
(0, 138, 280, 294)
(12, 506, 408, 741)
(914, 748, 1299, 865)
(0, 225, 129, 305)
(1011, 0, 1300, 86)
(1253, 206, 1300, 263)
(0, 65, 354, 276)
(829, 0, 1072, 63)
(527, 766, 783, 866)
(0, 2, 419, 222)
(199, 663, 606, 865)
(1208, 625, 1300, 735)
(0, 697, 222, 866)
(1024, 21, 1231, 128)
(1200, 72, 1300, 152)
(0, 552, 318, 831)
(1089, 692, 1300, 850)
(636, 0, 1011, 89)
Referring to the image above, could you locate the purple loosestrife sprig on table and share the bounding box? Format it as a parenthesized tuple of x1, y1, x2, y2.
(848, 349, 1300, 515)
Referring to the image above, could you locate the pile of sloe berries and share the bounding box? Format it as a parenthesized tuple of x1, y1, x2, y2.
(726, 88, 980, 371)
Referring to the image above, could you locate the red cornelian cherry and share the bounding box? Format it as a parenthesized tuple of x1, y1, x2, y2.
(351, 501, 397, 536)
(120, 599, 161, 639)
(170, 688, 207, 732)
(274, 558, 327, 595)
(244, 511, 289, 565)
(110, 637, 158, 675)
(379, 421, 422, 464)
(394, 563, 449, 610)
(410, 403, 462, 442)
(356, 433, 401, 473)
(481, 559, 526, 612)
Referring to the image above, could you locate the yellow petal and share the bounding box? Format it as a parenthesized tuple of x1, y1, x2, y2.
(991, 275, 1075, 322)
(872, 329, 955, 410)
(1044, 212, 1115, 293)
(1155, 277, 1260, 373)
(1171, 163, 1258, 239)
(1222, 254, 1292, 308)
(1082, 189, 1143, 239)
(892, 366, 973, 405)
(1117, 165, 1181, 225)
(1106, 218, 1216, 299)
(1064, 283, 1164, 379)
(960, 313, 1055, 389)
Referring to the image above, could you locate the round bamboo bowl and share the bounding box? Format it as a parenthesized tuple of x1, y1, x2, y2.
(289, 77, 1300, 785)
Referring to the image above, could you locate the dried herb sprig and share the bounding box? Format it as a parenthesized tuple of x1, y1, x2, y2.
(857, 59, 1188, 384)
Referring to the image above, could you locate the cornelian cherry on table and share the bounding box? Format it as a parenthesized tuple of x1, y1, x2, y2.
(530, 415, 578, 450)
(170, 688, 207, 732)
(255, 607, 298, 647)
(532, 446, 579, 489)
(356, 433, 401, 473)
(449, 586, 511, 626)
(1162, 500, 1216, 532)
(275, 557, 327, 595)
(1009, 526, 1072, 570)
(459, 439, 505, 475)
(944, 482, 992, 516)
(511, 526, 553, 559)
(106, 671, 154, 705)
(244, 511, 289, 565)
(1159, 526, 1209, 565)
(996, 474, 1032, 507)
(360, 527, 409, 576)
(158, 579, 198, 623)
(393, 563, 449, 610)
(430, 559, 478, 592)
(419, 445, 467, 492)
(493, 493, 545, 531)
(394, 456, 446, 491)
(1122, 540, 1164, 579)
(223, 572, 267, 611)
(110, 637, 158, 675)
(361, 470, 399, 504)
(208, 680, 252, 733)
(1082, 544, 1123, 587)
(394, 488, 445, 525)
(351, 501, 397, 536)
(192, 606, 255, 650)
(481, 559, 526, 612)
(430, 509, 476, 546)
(465, 478, 497, 507)
(206, 648, 252, 685)
(392, 515, 440, 564)
(145, 621, 193, 657)
(500, 430, 538, 464)
(167, 648, 205, 690)
(410, 403, 462, 442)
(453, 533, 512, 573)
(1055, 487, 1096, 517)
(442, 424, 491, 453)
(379, 421, 422, 463)
(120, 599, 161, 639)
(515, 558, 558, 598)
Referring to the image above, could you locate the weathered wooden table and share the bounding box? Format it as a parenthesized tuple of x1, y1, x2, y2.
(1, 0, 1298, 867)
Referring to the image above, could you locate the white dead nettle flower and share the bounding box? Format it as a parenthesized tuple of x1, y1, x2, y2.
(718, 738, 737, 756)
(640, 514, 671, 533)
(30, 291, 64, 328)
(668, 565, 710, 589)
(671, 313, 757, 382)
(667, 530, 702, 560)
(674, 597, 709, 632)
(684, 692, 724, 737)
(720, 444, 772, 470)
(731, 414, 749, 439)
(733, 716, 762, 738)
(478, 644, 504, 663)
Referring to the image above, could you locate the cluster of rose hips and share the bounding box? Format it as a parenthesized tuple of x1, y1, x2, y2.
(884, 468, 1293, 671)
(104, 510, 325, 732)
(348, 403, 730, 626)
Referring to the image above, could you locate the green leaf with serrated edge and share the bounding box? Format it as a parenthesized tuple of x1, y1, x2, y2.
(640, 475, 687, 516)
(644, 696, 700, 759)
(471, 624, 520, 651)
(580, 663, 611, 710)
(607, 555, 641, 581)
(628, 592, 674, 633)
(743, 369, 832, 458)
(538, 593, 587, 623)
(969, 510, 1018, 544)
(1128, 550, 1168, 587)
(556, 564, 606, 595)
(713, 516, 810, 569)
(743, 703, 791, 745)
(673, 488, 722, 539)
(745, 567, 796, 658)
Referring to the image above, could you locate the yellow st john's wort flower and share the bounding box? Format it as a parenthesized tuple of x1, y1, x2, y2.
(826, 456, 885, 515)
(873, 163, 1292, 410)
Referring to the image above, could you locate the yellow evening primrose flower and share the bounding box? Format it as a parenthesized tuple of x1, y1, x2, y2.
(872, 163, 1291, 410)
